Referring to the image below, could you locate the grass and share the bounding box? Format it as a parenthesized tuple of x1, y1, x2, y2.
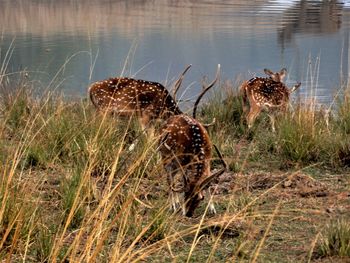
(317, 219, 350, 258)
(0, 73, 349, 262)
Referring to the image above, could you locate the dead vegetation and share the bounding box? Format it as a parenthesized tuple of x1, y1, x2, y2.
(0, 79, 350, 262)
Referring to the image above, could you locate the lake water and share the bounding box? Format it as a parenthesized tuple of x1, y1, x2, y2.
(0, 0, 350, 105)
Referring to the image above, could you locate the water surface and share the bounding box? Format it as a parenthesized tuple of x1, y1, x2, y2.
(0, 0, 349, 105)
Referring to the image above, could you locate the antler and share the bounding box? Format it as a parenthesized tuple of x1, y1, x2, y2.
(173, 64, 192, 98)
(203, 117, 216, 128)
(180, 143, 227, 210)
(193, 64, 221, 119)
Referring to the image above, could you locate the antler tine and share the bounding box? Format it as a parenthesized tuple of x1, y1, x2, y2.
(193, 64, 221, 119)
(213, 144, 227, 171)
(173, 64, 192, 99)
(203, 117, 216, 128)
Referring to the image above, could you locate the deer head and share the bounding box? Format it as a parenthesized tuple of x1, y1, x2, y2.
(241, 68, 301, 131)
(159, 115, 226, 216)
(158, 65, 225, 217)
(88, 65, 191, 129)
(264, 68, 287, 82)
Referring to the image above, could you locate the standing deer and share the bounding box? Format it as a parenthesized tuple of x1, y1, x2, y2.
(88, 65, 191, 130)
(158, 65, 227, 217)
(241, 68, 301, 132)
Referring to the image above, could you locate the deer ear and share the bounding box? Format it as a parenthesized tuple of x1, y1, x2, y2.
(264, 68, 274, 76)
(290, 82, 301, 93)
(279, 68, 287, 81)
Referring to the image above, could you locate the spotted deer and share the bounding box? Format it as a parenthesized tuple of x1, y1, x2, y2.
(88, 65, 191, 130)
(241, 68, 301, 132)
(158, 65, 226, 217)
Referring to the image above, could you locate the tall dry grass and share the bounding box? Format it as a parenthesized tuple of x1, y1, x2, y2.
(0, 59, 349, 261)
(0, 75, 257, 262)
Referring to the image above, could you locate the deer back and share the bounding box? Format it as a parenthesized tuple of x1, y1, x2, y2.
(245, 77, 290, 108)
(159, 114, 212, 216)
(159, 114, 211, 170)
(89, 77, 182, 120)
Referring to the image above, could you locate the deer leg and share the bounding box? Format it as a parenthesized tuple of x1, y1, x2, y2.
(206, 189, 217, 214)
(240, 82, 249, 114)
(247, 104, 261, 129)
(140, 110, 151, 130)
(171, 190, 181, 212)
(128, 140, 138, 151)
(165, 164, 182, 212)
(129, 113, 154, 151)
(268, 114, 276, 132)
(140, 111, 156, 139)
(242, 99, 249, 116)
(208, 200, 216, 214)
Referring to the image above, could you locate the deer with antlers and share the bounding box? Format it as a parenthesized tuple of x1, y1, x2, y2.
(158, 65, 227, 217)
(88, 65, 192, 130)
(241, 68, 301, 132)
(89, 65, 226, 216)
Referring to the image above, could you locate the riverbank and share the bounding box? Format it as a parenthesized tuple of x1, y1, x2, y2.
(0, 75, 349, 262)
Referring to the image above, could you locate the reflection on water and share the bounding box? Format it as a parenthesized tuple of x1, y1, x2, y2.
(0, 0, 349, 104)
(278, 0, 343, 46)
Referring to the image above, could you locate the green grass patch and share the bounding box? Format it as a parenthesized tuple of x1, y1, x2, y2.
(317, 219, 350, 258)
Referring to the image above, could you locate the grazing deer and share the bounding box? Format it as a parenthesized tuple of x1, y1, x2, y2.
(88, 65, 191, 130)
(241, 68, 301, 132)
(158, 65, 226, 217)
